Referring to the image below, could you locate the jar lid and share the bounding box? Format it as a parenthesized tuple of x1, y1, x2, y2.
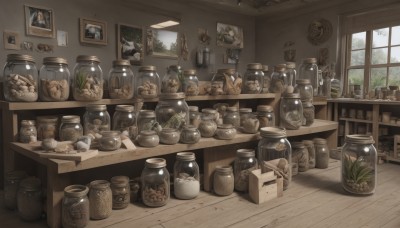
(115, 105, 134, 112)
(145, 158, 166, 168)
(215, 165, 233, 174)
(257, 105, 273, 112)
(217, 68, 235, 75)
(345, 134, 375, 144)
(101, 131, 120, 137)
(296, 79, 311, 85)
(6, 170, 27, 181)
(36, 115, 58, 123)
(313, 138, 327, 144)
(283, 93, 300, 98)
(236, 149, 255, 157)
(139, 65, 156, 72)
(218, 124, 233, 129)
(43, 57, 68, 65)
(7, 54, 35, 63)
(183, 69, 196, 76)
(176, 152, 195, 161)
(112, 59, 130, 66)
(260, 127, 287, 138)
(302, 101, 314, 107)
(239, 108, 252, 113)
(89, 180, 110, 189)
(262, 65, 268, 72)
(20, 177, 41, 191)
(302, 140, 314, 145)
(189, 106, 199, 112)
(183, 125, 197, 131)
(274, 64, 286, 72)
(76, 55, 100, 63)
(227, 106, 238, 112)
(304, 58, 317, 64)
(140, 130, 157, 136)
(286, 62, 296, 69)
(64, 184, 89, 198)
(61, 115, 81, 123)
(86, 104, 107, 111)
(247, 63, 262, 70)
(161, 128, 178, 133)
(202, 108, 218, 114)
(139, 110, 156, 118)
(291, 142, 305, 149)
(21, 120, 36, 126)
(159, 92, 185, 100)
(110, 176, 129, 187)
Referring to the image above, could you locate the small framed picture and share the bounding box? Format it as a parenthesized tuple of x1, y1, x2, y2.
(117, 23, 144, 65)
(147, 28, 178, 59)
(24, 4, 55, 38)
(3, 31, 20, 50)
(57, 30, 68, 47)
(216, 22, 243, 48)
(79, 18, 107, 45)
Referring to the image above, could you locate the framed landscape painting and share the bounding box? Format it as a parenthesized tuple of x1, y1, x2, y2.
(147, 28, 178, 59)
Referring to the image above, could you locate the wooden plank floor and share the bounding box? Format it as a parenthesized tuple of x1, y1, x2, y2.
(1, 160, 400, 228)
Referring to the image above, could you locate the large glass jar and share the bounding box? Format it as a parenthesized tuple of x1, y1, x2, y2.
(83, 104, 110, 136)
(183, 69, 199, 96)
(136, 65, 160, 99)
(4, 170, 27, 210)
(188, 106, 201, 128)
(243, 63, 263, 94)
(302, 101, 315, 126)
(37, 116, 58, 140)
(59, 115, 83, 142)
(3, 54, 38, 102)
(39, 57, 70, 101)
(234, 149, 258, 192)
(89, 180, 112, 220)
(110, 176, 130, 209)
(223, 106, 240, 128)
(294, 79, 313, 102)
(285, 62, 297, 87)
(99, 131, 122, 151)
(258, 127, 292, 190)
(269, 64, 288, 94)
(213, 166, 234, 196)
(62, 185, 89, 228)
(155, 92, 189, 130)
(198, 115, 217, 138)
(112, 105, 137, 140)
(108, 59, 134, 99)
(141, 158, 170, 207)
(291, 142, 309, 172)
(262, 65, 270, 93)
(211, 68, 241, 95)
(314, 138, 329, 169)
(257, 105, 275, 128)
(19, 120, 37, 143)
(137, 110, 156, 133)
(341, 135, 377, 195)
(174, 152, 200, 200)
(299, 58, 319, 95)
(280, 93, 303, 130)
(17, 177, 42, 221)
(73, 55, 103, 101)
(161, 65, 182, 93)
(180, 125, 201, 144)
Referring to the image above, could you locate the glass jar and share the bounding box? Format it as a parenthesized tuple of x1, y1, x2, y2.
(156, 92, 189, 130)
(242, 113, 260, 134)
(223, 106, 240, 128)
(3, 54, 38, 102)
(189, 106, 201, 128)
(341, 135, 377, 195)
(214, 124, 237, 140)
(258, 127, 292, 190)
(294, 79, 313, 102)
(303, 140, 316, 169)
(183, 69, 199, 96)
(202, 108, 220, 124)
(299, 58, 319, 95)
(159, 128, 180, 145)
(59, 115, 83, 142)
(239, 108, 252, 127)
(36, 116, 58, 140)
(72, 55, 103, 101)
(213, 166, 234, 196)
(141, 158, 170, 207)
(4, 170, 27, 210)
(89, 180, 112, 220)
(198, 116, 217, 138)
(280, 93, 303, 130)
(262, 65, 270, 93)
(285, 62, 297, 87)
(180, 125, 201, 144)
(257, 105, 275, 128)
(270, 64, 288, 94)
(112, 105, 137, 140)
(322, 73, 331, 98)
(174, 152, 200, 200)
(99, 131, 121, 151)
(302, 101, 315, 126)
(234, 149, 258, 192)
(19, 120, 37, 143)
(137, 110, 156, 133)
(62, 185, 89, 228)
(110, 176, 130, 209)
(243, 63, 263, 94)
(136, 130, 159, 147)
(136, 65, 160, 99)
(314, 138, 329, 169)
(211, 68, 241, 95)
(161, 65, 182, 93)
(17, 177, 42, 221)
(83, 104, 111, 136)
(291, 142, 309, 172)
(330, 75, 342, 98)
(39, 57, 70, 101)
(108, 59, 134, 99)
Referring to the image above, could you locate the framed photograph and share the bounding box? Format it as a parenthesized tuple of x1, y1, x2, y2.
(117, 23, 143, 65)
(216, 22, 243, 48)
(223, 48, 241, 64)
(3, 31, 20, 50)
(24, 4, 55, 38)
(79, 18, 107, 45)
(147, 28, 178, 58)
(57, 30, 68, 47)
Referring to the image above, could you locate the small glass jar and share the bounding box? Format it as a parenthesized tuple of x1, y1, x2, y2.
(141, 158, 170, 207)
(322, 73, 331, 98)
(137, 110, 157, 133)
(257, 105, 275, 128)
(136, 130, 159, 147)
(258, 127, 292, 190)
(159, 128, 180, 145)
(280, 93, 303, 130)
(83, 104, 111, 136)
(294, 79, 313, 102)
(242, 113, 260, 134)
(136, 65, 160, 99)
(314, 138, 329, 169)
(211, 68, 241, 95)
(39, 57, 70, 101)
(330, 74, 342, 98)
(155, 92, 189, 130)
(89, 180, 112, 220)
(3, 54, 38, 102)
(174, 152, 200, 200)
(62, 185, 89, 228)
(299, 58, 319, 95)
(72, 55, 103, 101)
(4, 170, 27, 210)
(183, 69, 199, 96)
(341, 135, 377, 195)
(214, 124, 237, 140)
(99, 131, 121, 151)
(59, 115, 83, 142)
(262, 65, 271, 93)
(239, 108, 252, 127)
(19, 120, 37, 143)
(36, 116, 58, 140)
(303, 140, 316, 169)
(189, 106, 201, 128)
(110, 176, 130, 209)
(198, 116, 217, 138)
(223, 106, 240, 129)
(213, 166, 234, 196)
(180, 125, 201, 144)
(161, 65, 182, 93)
(202, 108, 220, 124)
(291, 142, 309, 172)
(108, 59, 134, 99)
(302, 101, 315, 126)
(243, 63, 263, 94)
(270, 64, 288, 94)
(17, 177, 42, 221)
(112, 105, 137, 140)
(285, 62, 297, 87)
(234, 149, 258, 192)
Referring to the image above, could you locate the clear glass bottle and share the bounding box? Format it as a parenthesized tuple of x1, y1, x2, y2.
(155, 92, 189, 130)
(280, 93, 303, 130)
(183, 69, 199, 96)
(4, 170, 27, 210)
(303, 140, 316, 169)
(59, 115, 83, 142)
(137, 110, 156, 133)
(302, 101, 315, 126)
(174, 152, 200, 200)
(162, 65, 182, 93)
(110, 176, 130, 209)
(72, 55, 103, 101)
(285, 62, 297, 87)
(19, 120, 37, 143)
(198, 115, 217, 138)
(136, 130, 159, 147)
(36, 116, 58, 140)
(262, 65, 270, 93)
(243, 63, 263, 94)
(136, 65, 160, 99)
(223, 106, 240, 129)
(89, 180, 112, 220)
(39, 57, 70, 101)
(108, 59, 134, 99)
(3, 54, 38, 102)
(83, 104, 110, 136)
(214, 124, 237, 140)
(234, 149, 258, 192)
(291, 142, 309, 172)
(299, 58, 319, 95)
(257, 105, 275, 128)
(17, 177, 42, 221)
(159, 128, 180, 145)
(180, 125, 201, 144)
(269, 64, 288, 94)
(62, 185, 89, 228)
(141, 158, 170, 207)
(213, 166, 234, 196)
(211, 68, 241, 95)
(258, 127, 292, 190)
(314, 138, 329, 169)
(189, 106, 201, 128)
(112, 105, 137, 140)
(99, 131, 122, 151)
(341, 135, 377, 195)
(294, 79, 313, 102)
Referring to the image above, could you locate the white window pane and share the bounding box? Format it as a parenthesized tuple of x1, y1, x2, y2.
(391, 26, 400, 46)
(352, 32, 366, 50)
(389, 66, 400, 85)
(351, 50, 365, 66)
(390, 46, 400, 63)
(371, 48, 388, 65)
(348, 69, 364, 87)
(370, 67, 387, 89)
(372, 28, 389, 48)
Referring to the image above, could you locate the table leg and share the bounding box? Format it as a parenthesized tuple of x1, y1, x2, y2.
(47, 167, 71, 228)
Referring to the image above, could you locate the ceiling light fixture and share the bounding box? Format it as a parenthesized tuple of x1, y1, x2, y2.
(150, 20, 180, 29)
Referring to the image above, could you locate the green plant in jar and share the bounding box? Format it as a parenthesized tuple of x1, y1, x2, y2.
(342, 155, 373, 193)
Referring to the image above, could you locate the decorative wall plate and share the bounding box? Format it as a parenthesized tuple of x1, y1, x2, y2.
(307, 18, 332, 46)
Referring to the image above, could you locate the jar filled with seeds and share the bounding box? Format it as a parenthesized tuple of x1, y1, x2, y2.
(112, 105, 137, 140)
(180, 125, 201, 144)
(108, 59, 134, 99)
(214, 124, 237, 140)
(189, 106, 201, 128)
(183, 69, 199, 96)
(136, 130, 159, 147)
(89, 180, 112, 220)
(270, 64, 288, 94)
(137, 110, 157, 133)
(242, 63, 263, 94)
(83, 104, 110, 136)
(155, 92, 189, 130)
(294, 79, 313, 102)
(257, 105, 275, 128)
(302, 101, 315, 126)
(4, 170, 27, 210)
(162, 65, 182, 93)
(62, 185, 89, 228)
(314, 138, 329, 169)
(198, 115, 217, 138)
(72, 55, 103, 101)
(299, 58, 319, 95)
(280, 93, 303, 130)
(303, 140, 316, 169)
(3, 54, 38, 102)
(141, 158, 170, 207)
(110, 176, 130, 209)
(59, 115, 83, 142)
(159, 128, 180, 145)
(223, 106, 240, 128)
(99, 131, 122, 151)
(36, 116, 58, 140)
(19, 120, 37, 143)
(17, 177, 42, 221)
(136, 65, 160, 99)
(39, 57, 70, 101)
(234, 149, 258, 192)
(213, 166, 234, 196)
(174, 152, 200, 200)
(291, 142, 309, 172)
(262, 65, 271, 93)
(211, 68, 241, 95)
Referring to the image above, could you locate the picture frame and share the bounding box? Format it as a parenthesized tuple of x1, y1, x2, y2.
(3, 30, 21, 50)
(24, 4, 55, 38)
(117, 23, 144, 65)
(147, 28, 178, 59)
(57, 30, 68, 47)
(216, 22, 243, 48)
(79, 18, 107, 45)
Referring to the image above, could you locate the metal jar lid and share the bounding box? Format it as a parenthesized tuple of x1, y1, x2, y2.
(217, 124, 234, 129)
(115, 105, 134, 112)
(236, 149, 255, 158)
(286, 62, 296, 69)
(7, 54, 35, 63)
(304, 58, 317, 64)
(64, 184, 89, 198)
(183, 69, 196, 76)
(21, 120, 36, 126)
(112, 59, 130, 67)
(159, 92, 185, 100)
(313, 138, 327, 144)
(239, 108, 252, 113)
(215, 165, 233, 174)
(76, 55, 100, 63)
(202, 108, 218, 114)
(260, 127, 287, 138)
(274, 64, 286, 72)
(227, 106, 238, 112)
(61, 115, 81, 124)
(262, 65, 269, 72)
(139, 110, 156, 118)
(189, 106, 199, 112)
(283, 93, 301, 99)
(89, 180, 110, 189)
(139, 65, 156, 72)
(43, 57, 68, 65)
(247, 63, 263, 70)
(345, 134, 375, 144)
(145, 158, 166, 168)
(110, 176, 129, 187)
(176, 152, 196, 161)
(86, 104, 107, 111)
(296, 79, 311, 85)
(257, 105, 273, 112)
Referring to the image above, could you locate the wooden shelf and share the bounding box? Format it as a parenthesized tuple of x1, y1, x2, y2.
(339, 118, 373, 124)
(286, 119, 337, 137)
(379, 122, 400, 127)
(185, 93, 276, 101)
(328, 98, 400, 105)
